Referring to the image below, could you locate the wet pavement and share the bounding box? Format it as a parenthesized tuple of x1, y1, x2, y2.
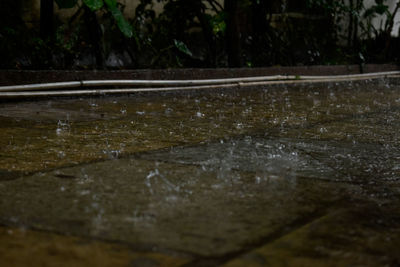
(1, 78, 400, 266)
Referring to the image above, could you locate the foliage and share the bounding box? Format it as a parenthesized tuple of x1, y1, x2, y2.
(1, 0, 400, 69)
(208, 11, 226, 35)
(132, 0, 227, 67)
(56, 0, 133, 38)
(174, 40, 193, 57)
(306, 0, 400, 63)
(0, 0, 54, 68)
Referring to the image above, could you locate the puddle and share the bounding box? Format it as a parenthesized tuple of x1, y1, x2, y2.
(140, 136, 400, 183)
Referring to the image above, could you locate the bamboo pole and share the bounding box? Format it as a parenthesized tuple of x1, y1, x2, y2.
(0, 71, 399, 99)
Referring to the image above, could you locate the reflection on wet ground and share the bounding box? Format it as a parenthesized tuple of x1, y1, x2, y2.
(1, 78, 400, 266)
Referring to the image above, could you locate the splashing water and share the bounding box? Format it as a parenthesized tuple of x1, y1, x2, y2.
(145, 163, 180, 195)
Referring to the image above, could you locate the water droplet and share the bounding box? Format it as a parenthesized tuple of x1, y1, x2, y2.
(196, 111, 204, 118)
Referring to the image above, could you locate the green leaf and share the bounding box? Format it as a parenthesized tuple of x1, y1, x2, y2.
(174, 40, 193, 57)
(83, 0, 104, 11)
(55, 0, 78, 9)
(106, 4, 133, 38)
(364, 4, 389, 17)
(209, 12, 226, 35)
(364, 7, 376, 18)
(375, 4, 389, 15)
(104, 0, 117, 8)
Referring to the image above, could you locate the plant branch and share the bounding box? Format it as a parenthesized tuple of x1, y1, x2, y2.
(206, 0, 223, 12)
(385, 0, 400, 35)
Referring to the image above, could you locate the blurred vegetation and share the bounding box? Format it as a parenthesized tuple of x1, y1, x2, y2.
(0, 0, 399, 69)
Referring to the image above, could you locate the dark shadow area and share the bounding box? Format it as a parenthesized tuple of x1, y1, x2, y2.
(1, 0, 400, 70)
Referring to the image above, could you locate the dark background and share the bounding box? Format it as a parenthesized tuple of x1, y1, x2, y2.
(1, 0, 399, 69)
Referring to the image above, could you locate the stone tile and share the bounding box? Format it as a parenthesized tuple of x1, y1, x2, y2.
(0, 155, 347, 257)
(0, 226, 189, 267)
(0, 79, 400, 264)
(224, 205, 400, 267)
(1, 80, 399, 174)
(141, 136, 400, 183)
